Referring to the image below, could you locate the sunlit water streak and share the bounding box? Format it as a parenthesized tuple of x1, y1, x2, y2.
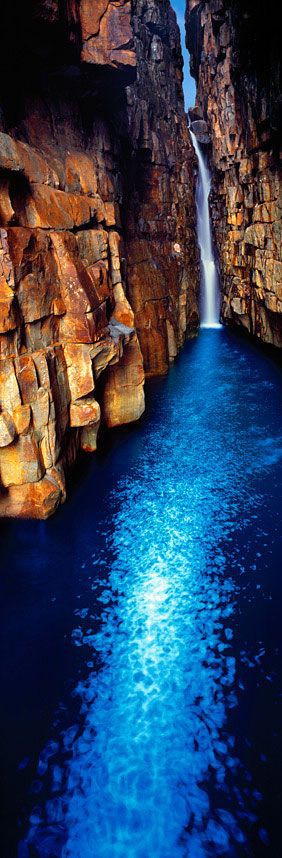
(0, 330, 282, 858)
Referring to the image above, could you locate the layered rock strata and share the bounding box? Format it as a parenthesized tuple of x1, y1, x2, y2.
(0, 1, 198, 518)
(186, 0, 282, 346)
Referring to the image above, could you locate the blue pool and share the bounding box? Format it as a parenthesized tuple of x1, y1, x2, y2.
(0, 329, 281, 857)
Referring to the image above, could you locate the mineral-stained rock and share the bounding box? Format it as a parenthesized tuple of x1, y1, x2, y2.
(80, 425, 100, 453)
(0, 178, 15, 227)
(15, 186, 100, 231)
(0, 0, 198, 518)
(0, 278, 19, 333)
(186, 0, 282, 348)
(31, 387, 50, 431)
(0, 133, 21, 173)
(0, 475, 62, 519)
(15, 356, 38, 405)
(0, 411, 16, 447)
(13, 404, 31, 436)
(100, 335, 145, 428)
(0, 361, 21, 411)
(0, 434, 44, 487)
(65, 153, 98, 197)
(63, 344, 94, 401)
(80, 0, 136, 71)
(70, 398, 100, 428)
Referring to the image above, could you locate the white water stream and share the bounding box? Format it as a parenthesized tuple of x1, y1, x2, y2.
(190, 127, 221, 328)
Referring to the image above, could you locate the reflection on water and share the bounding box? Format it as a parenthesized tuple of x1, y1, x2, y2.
(1, 330, 282, 858)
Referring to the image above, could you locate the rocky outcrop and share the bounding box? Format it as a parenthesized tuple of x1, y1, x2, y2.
(186, 0, 282, 346)
(0, 1, 198, 518)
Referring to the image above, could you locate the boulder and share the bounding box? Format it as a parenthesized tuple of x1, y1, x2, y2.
(0, 475, 62, 519)
(190, 120, 210, 144)
(70, 397, 100, 428)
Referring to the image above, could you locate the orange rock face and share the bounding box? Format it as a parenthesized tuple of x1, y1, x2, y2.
(186, 0, 282, 347)
(0, 0, 198, 518)
(0, 475, 62, 520)
(80, 0, 136, 70)
(100, 333, 145, 427)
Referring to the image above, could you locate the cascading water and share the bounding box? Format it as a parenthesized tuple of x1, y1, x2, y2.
(190, 127, 221, 328)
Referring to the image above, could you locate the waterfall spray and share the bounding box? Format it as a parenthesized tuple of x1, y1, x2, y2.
(190, 127, 221, 328)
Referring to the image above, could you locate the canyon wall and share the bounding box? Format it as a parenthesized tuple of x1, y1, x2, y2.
(0, 0, 199, 518)
(126, 0, 199, 375)
(186, 0, 282, 346)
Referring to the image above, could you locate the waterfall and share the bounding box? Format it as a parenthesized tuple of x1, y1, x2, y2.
(190, 127, 221, 328)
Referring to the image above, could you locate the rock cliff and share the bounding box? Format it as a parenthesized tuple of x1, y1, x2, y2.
(186, 0, 282, 346)
(0, 0, 198, 518)
(125, 0, 199, 375)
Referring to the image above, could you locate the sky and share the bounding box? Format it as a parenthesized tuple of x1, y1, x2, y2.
(171, 0, 196, 108)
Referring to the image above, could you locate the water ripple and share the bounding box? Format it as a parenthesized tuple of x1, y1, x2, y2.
(13, 330, 282, 857)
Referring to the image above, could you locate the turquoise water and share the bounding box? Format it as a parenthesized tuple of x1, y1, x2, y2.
(0, 329, 281, 857)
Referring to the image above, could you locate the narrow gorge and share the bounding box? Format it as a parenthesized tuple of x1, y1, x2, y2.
(0, 3, 281, 858)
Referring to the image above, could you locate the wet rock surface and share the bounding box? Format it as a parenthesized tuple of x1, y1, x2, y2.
(0, 0, 198, 518)
(186, 0, 282, 346)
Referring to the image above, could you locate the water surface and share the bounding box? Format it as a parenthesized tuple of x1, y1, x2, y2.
(0, 329, 281, 858)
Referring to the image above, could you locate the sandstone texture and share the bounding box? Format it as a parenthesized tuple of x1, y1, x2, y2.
(0, 1, 198, 518)
(186, 0, 282, 346)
